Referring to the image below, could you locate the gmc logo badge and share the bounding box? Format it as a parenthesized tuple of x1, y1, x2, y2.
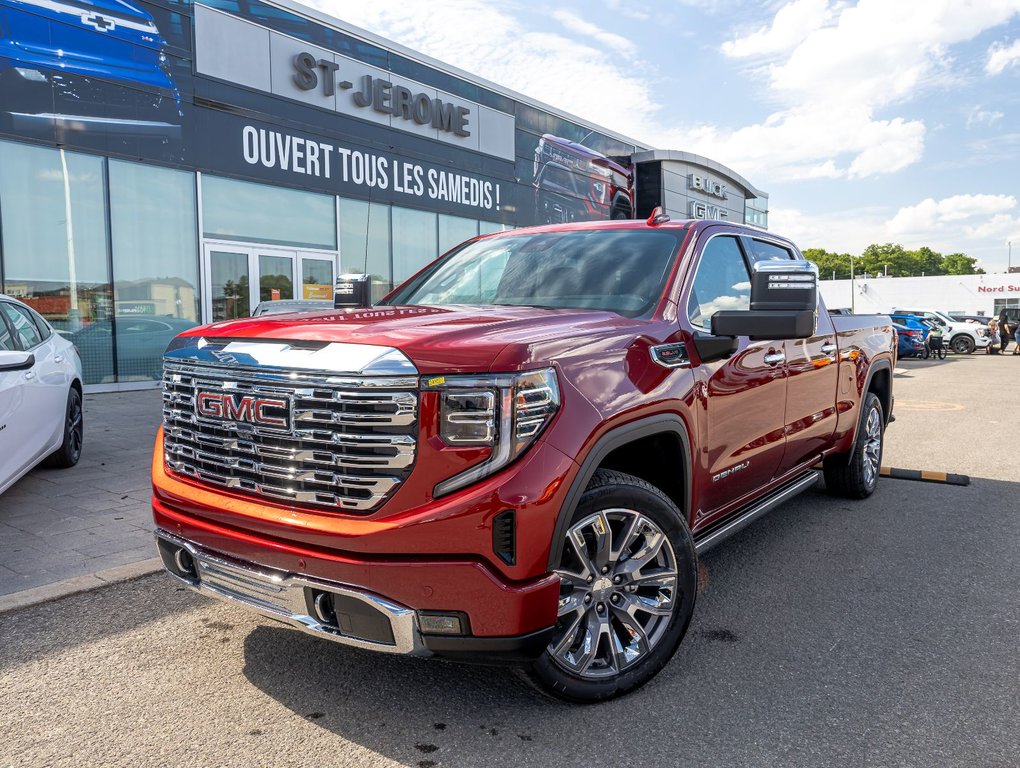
(195, 391, 290, 429)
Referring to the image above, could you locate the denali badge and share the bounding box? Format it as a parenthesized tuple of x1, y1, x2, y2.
(195, 391, 291, 429)
(712, 461, 750, 483)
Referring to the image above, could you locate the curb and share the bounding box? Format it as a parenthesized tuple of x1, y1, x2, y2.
(0, 557, 163, 614)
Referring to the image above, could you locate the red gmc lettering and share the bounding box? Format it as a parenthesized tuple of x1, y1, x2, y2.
(195, 392, 288, 427)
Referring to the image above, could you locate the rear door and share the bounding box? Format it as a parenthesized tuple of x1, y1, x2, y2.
(683, 230, 789, 520)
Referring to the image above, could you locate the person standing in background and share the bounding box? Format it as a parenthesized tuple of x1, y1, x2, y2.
(999, 307, 1011, 354)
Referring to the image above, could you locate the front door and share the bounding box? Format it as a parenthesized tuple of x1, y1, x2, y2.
(202, 244, 337, 322)
(683, 231, 789, 521)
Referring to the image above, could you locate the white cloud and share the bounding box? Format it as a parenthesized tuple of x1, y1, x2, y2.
(888, 194, 1017, 234)
(986, 38, 1020, 74)
(601, 0, 650, 21)
(721, 0, 832, 58)
(302, 0, 1020, 186)
(551, 10, 638, 59)
(966, 107, 1005, 128)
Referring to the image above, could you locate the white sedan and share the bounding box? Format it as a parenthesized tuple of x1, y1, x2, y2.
(0, 295, 84, 495)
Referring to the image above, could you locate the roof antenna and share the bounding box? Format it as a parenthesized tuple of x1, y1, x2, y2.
(647, 206, 670, 226)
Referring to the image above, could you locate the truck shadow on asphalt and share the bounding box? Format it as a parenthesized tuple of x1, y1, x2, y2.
(237, 477, 1019, 767)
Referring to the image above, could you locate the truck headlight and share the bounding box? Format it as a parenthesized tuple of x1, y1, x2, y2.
(426, 368, 560, 496)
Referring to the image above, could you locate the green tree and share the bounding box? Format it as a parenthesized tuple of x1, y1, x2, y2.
(941, 252, 984, 275)
(804, 248, 854, 280)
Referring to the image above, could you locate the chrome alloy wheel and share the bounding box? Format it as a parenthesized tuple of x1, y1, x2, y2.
(862, 405, 882, 487)
(549, 509, 678, 679)
(68, 392, 84, 462)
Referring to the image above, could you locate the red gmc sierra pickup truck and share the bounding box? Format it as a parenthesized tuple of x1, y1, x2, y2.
(153, 215, 895, 702)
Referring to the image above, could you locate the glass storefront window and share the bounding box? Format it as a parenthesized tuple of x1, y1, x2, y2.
(202, 175, 336, 249)
(340, 199, 391, 302)
(438, 214, 479, 255)
(109, 160, 199, 381)
(0, 141, 112, 384)
(479, 221, 512, 235)
(392, 207, 437, 285)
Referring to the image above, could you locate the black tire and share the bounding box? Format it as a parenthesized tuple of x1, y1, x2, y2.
(527, 469, 697, 703)
(950, 334, 975, 354)
(42, 387, 84, 469)
(611, 208, 630, 220)
(823, 391, 883, 499)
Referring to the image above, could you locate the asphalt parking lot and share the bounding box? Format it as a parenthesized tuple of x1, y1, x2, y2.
(1, 355, 1017, 767)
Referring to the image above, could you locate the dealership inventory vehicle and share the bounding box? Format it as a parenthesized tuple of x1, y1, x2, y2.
(891, 308, 989, 354)
(152, 216, 895, 702)
(893, 321, 924, 358)
(0, 0, 183, 141)
(0, 295, 84, 495)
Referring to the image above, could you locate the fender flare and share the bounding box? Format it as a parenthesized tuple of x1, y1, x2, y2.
(841, 359, 892, 460)
(546, 414, 693, 570)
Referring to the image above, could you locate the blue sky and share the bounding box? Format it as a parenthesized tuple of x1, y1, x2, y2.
(310, 0, 1020, 272)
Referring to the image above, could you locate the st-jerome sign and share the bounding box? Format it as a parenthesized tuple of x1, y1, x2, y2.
(293, 53, 471, 137)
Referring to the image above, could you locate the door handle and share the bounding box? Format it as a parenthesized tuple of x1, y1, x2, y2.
(24, 371, 35, 380)
(54, 355, 64, 363)
(763, 351, 786, 367)
(821, 342, 837, 356)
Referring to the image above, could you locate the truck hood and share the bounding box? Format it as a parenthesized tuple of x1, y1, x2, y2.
(183, 305, 650, 374)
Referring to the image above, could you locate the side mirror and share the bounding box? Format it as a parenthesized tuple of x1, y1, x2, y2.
(711, 260, 818, 340)
(0, 351, 35, 372)
(334, 273, 372, 309)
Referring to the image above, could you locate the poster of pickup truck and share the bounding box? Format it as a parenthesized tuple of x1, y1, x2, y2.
(0, 0, 184, 159)
(532, 134, 633, 224)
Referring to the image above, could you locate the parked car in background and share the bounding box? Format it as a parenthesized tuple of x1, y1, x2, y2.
(252, 299, 333, 316)
(889, 313, 933, 340)
(949, 314, 990, 325)
(890, 308, 989, 354)
(0, 294, 84, 495)
(893, 321, 924, 358)
(70, 315, 198, 382)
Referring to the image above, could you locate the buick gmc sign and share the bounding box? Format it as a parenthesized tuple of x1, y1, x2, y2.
(293, 53, 471, 137)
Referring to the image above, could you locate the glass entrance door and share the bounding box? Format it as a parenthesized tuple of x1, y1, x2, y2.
(207, 248, 253, 322)
(202, 243, 337, 322)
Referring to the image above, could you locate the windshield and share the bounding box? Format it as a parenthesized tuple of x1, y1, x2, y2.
(385, 229, 683, 318)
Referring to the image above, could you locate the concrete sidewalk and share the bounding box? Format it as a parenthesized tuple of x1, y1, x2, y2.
(0, 389, 163, 598)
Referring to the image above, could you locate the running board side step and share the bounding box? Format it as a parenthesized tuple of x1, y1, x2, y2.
(693, 471, 820, 555)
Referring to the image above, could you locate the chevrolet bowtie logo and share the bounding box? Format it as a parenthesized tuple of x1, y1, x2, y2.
(82, 13, 115, 32)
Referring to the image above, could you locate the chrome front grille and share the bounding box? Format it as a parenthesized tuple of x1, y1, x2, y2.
(162, 360, 418, 513)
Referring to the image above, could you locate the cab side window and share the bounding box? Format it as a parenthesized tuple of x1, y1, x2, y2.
(0, 303, 43, 349)
(745, 238, 793, 263)
(687, 236, 751, 329)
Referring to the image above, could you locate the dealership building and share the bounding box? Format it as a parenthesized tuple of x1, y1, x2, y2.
(0, 0, 769, 390)
(819, 273, 1020, 318)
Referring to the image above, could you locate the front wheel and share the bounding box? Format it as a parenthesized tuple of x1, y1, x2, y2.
(823, 392, 884, 499)
(950, 334, 975, 354)
(42, 387, 84, 469)
(527, 470, 697, 703)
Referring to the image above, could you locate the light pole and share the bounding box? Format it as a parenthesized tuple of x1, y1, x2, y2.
(849, 254, 855, 313)
(1009, 240, 1012, 272)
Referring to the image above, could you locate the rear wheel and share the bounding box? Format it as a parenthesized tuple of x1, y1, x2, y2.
(42, 387, 83, 469)
(528, 470, 697, 703)
(950, 334, 975, 354)
(823, 392, 883, 499)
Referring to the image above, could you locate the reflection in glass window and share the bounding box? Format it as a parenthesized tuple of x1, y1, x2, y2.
(687, 236, 751, 328)
(0, 303, 43, 349)
(301, 258, 334, 300)
(340, 199, 391, 303)
(745, 239, 791, 263)
(109, 160, 200, 381)
(438, 214, 478, 254)
(0, 141, 113, 384)
(479, 221, 512, 236)
(392, 207, 438, 286)
(203, 175, 336, 249)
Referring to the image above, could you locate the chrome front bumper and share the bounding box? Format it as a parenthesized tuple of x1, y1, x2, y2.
(154, 530, 427, 655)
